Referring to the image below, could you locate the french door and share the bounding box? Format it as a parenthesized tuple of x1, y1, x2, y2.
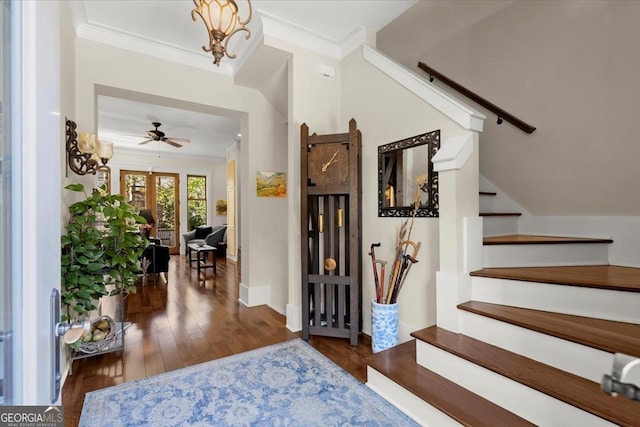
(120, 170, 180, 254)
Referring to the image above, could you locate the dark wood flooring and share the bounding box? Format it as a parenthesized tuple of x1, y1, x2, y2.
(61, 254, 373, 427)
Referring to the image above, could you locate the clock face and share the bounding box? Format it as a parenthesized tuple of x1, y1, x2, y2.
(308, 142, 349, 187)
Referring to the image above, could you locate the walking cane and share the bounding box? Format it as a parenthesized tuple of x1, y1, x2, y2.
(386, 240, 420, 304)
(369, 243, 381, 303)
(391, 254, 419, 304)
(389, 254, 410, 304)
(374, 259, 387, 304)
(392, 241, 421, 303)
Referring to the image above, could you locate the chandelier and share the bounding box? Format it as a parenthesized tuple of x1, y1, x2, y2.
(192, 0, 253, 67)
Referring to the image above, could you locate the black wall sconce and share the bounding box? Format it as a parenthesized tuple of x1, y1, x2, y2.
(66, 118, 113, 176)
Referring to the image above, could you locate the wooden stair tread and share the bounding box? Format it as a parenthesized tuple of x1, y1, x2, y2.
(480, 212, 521, 216)
(483, 234, 613, 245)
(470, 265, 640, 293)
(365, 340, 534, 427)
(412, 326, 640, 427)
(458, 301, 640, 357)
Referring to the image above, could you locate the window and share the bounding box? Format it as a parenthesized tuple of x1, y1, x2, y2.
(187, 175, 207, 230)
(124, 173, 148, 211)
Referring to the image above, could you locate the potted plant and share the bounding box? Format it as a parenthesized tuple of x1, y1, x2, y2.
(61, 183, 147, 322)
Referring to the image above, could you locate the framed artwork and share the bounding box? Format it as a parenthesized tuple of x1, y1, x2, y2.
(215, 199, 227, 215)
(256, 171, 286, 197)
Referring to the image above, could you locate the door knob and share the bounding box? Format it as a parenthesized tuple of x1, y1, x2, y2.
(55, 320, 91, 344)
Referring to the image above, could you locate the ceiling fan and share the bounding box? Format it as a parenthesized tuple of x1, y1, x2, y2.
(138, 122, 191, 147)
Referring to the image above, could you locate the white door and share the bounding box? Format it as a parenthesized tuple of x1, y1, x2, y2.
(1, 0, 62, 404)
(0, 0, 14, 405)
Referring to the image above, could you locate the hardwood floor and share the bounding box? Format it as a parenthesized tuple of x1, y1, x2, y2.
(61, 254, 373, 427)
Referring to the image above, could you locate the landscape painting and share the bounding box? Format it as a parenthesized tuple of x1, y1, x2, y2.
(215, 199, 227, 215)
(256, 171, 287, 197)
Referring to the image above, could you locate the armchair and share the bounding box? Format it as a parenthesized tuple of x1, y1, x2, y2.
(183, 225, 227, 256)
(141, 242, 170, 283)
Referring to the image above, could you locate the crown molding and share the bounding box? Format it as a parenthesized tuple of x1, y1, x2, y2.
(259, 11, 341, 59)
(75, 21, 233, 76)
(258, 11, 369, 60)
(340, 25, 371, 58)
(67, 3, 369, 74)
(65, 1, 87, 33)
(66, 0, 233, 76)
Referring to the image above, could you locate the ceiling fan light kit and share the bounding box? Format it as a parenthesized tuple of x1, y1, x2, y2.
(191, 0, 253, 67)
(138, 122, 191, 148)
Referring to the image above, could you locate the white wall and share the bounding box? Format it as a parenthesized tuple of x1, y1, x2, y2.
(480, 176, 640, 268)
(239, 105, 288, 311)
(73, 39, 287, 311)
(341, 46, 470, 339)
(60, 1, 81, 223)
(58, 0, 85, 390)
(259, 38, 344, 330)
(378, 1, 640, 216)
(210, 162, 227, 227)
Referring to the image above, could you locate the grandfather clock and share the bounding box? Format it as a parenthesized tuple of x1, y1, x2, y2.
(300, 119, 362, 345)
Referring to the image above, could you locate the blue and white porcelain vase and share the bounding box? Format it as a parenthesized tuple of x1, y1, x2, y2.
(371, 299, 399, 353)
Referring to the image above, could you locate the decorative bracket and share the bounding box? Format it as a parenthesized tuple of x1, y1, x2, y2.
(66, 118, 98, 175)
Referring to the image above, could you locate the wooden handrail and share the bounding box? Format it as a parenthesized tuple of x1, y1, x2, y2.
(418, 61, 536, 134)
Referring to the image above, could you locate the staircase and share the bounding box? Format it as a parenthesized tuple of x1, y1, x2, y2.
(365, 191, 640, 426)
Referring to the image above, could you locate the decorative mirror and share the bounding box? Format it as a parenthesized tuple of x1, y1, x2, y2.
(378, 130, 440, 217)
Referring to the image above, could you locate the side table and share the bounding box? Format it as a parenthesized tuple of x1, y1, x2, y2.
(187, 243, 217, 275)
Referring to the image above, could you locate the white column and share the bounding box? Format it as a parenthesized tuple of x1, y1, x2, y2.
(432, 132, 481, 332)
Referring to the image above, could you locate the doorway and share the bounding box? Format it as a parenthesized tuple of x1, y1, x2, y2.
(120, 170, 180, 254)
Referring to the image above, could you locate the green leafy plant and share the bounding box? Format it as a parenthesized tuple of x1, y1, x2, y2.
(61, 184, 146, 322)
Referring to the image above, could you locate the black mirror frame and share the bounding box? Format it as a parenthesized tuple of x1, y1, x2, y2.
(378, 129, 440, 217)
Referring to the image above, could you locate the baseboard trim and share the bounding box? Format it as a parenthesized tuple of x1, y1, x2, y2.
(238, 282, 271, 307)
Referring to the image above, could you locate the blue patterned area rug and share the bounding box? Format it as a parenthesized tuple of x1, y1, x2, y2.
(79, 338, 418, 426)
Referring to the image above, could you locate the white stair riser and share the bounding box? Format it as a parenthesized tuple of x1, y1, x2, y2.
(483, 243, 609, 268)
(459, 311, 613, 383)
(471, 277, 640, 324)
(416, 341, 617, 427)
(479, 195, 495, 213)
(366, 368, 462, 427)
(482, 216, 518, 237)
